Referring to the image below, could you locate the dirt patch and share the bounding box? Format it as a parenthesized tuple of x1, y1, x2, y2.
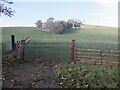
(2, 59, 60, 88)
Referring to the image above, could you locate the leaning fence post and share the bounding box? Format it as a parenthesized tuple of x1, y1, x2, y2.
(20, 40, 25, 61)
(71, 40, 75, 62)
(11, 35, 15, 51)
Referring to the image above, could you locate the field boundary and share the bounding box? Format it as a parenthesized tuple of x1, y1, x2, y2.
(16, 37, 31, 60)
(71, 40, 120, 66)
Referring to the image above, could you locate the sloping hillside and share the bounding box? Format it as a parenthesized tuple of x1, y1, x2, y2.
(2, 25, 118, 50)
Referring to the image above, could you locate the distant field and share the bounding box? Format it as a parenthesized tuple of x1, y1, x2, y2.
(2, 25, 118, 49)
(2, 25, 118, 61)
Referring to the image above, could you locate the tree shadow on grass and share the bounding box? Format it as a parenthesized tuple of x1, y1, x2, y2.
(62, 28, 82, 34)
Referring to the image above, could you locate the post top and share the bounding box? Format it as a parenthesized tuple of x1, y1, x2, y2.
(72, 40, 75, 42)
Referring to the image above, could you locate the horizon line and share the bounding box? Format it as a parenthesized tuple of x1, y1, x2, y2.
(0, 24, 118, 28)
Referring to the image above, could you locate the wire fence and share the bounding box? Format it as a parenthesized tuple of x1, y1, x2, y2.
(24, 42, 71, 62)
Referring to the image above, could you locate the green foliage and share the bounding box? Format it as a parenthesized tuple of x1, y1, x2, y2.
(35, 63, 43, 72)
(2, 55, 22, 68)
(54, 62, 120, 88)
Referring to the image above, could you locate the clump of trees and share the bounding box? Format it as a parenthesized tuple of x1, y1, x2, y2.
(35, 17, 82, 34)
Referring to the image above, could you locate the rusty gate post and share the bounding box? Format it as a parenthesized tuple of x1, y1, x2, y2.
(71, 40, 75, 62)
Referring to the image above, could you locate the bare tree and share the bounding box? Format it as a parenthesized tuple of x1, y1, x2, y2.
(44, 17, 55, 33)
(54, 21, 64, 34)
(35, 20, 43, 28)
(47, 17, 54, 22)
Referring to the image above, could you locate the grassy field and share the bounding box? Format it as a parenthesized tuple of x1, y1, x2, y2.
(2, 25, 118, 61)
(2, 25, 119, 89)
(2, 25, 118, 49)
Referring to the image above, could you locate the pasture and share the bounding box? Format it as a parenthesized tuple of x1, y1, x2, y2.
(2, 25, 118, 49)
(2, 25, 118, 61)
(2, 25, 120, 88)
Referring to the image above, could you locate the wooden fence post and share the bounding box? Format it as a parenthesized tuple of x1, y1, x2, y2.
(71, 40, 75, 62)
(100, 50, 103, 64)
(20, 40, 25, 60)
(11, 35, 15, 51)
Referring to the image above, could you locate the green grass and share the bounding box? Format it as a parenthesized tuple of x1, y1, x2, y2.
(2, 25, 118, 45)
(54, 62, 120, 88)
(2, 25, 118, 61)
(2, 25, 119, 88)
(24, 43, 70, 62)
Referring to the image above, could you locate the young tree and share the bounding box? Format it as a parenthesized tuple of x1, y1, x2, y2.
(44, 17, 55, 33)
(0, 0, 15, 17)
(35, 20, 43, 28)
(54, 21, 64, 34)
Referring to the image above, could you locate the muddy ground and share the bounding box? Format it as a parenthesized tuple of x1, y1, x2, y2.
(2, 58, 61, 88)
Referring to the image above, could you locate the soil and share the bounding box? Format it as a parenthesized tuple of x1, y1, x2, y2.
(2, 59, 60, 88)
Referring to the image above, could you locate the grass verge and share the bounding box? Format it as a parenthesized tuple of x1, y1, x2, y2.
(54, 61, 120, 88)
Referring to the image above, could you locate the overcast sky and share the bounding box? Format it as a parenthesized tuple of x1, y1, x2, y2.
(0, 0, 119, 27)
